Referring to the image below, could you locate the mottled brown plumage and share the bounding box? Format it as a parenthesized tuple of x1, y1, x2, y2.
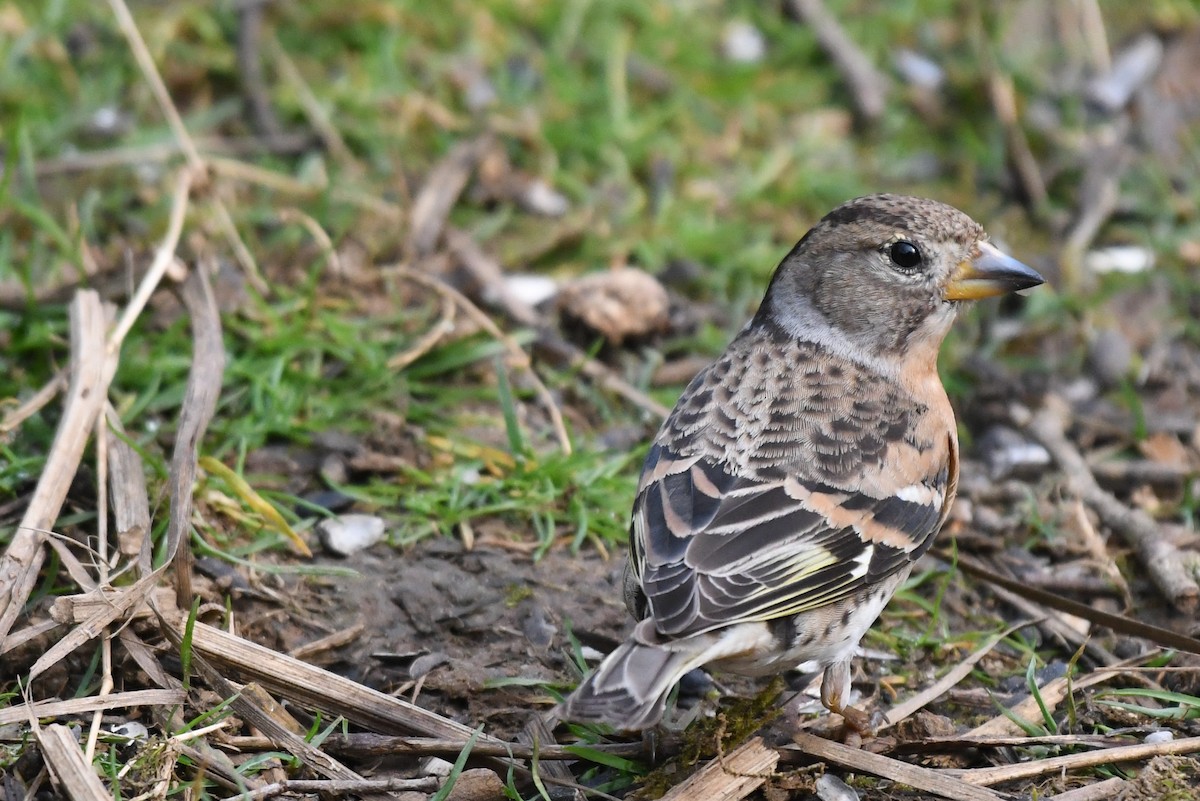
(561, 194, 1044, 731)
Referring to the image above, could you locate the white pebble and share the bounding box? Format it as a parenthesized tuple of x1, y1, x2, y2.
(816, 773, 860, 801)
(1145, 730, 1175, 744)
(722, 20, 766, 64)
(1085, 245, 1155, 275)
(317, 514, 386, 557)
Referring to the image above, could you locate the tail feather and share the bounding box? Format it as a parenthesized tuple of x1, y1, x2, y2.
(560, 640, 707, 730)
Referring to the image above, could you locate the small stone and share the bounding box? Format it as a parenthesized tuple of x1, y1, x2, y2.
(893, 49, 944, 90)
(721, 20, 766, 64)
(1088, 327, 1134, 387)
(444, 768, 507, 801)
(815, 773, 860, 801)
(317, 514, 386, 557)
(516, 179, 569, 217)
(504, 274, 558, 307)
(1085, 245, 1155, 275)
(978, 426, 1051, 480)
(421, 757, 455, 777)
(1145, 730, 1175, 744)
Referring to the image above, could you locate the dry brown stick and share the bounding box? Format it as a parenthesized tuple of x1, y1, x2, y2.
(949, 551, 1200, 655)
(1044, 776, 1127, 801)
(209, 156, 402, 219)
(30, 136, 312, 175)
(110, 167, 196, 350)
(988, 70, 1048, 209)
(387, 265, 572, 454)
(106, 0, 203, 170)
(787, 732, 1009, 801)
(277, 207, 343, 276)
(84, 413, 113, 763)
(107, 0, 273, 296)
(160, 630, 370, 788)
(265, 31, 359, 171)
(386, 290, 457, 371)
(175, 614, 506, 744)
(785, 0, 889, 122)
(1029, 396, 1200, 613)
(35, 723, 115, 801)
(949, 734, 1200, 786)
(219, 777, 440, 801)
(167, 266, 226, 608)
(105, 406, 152, 568)
(659, 737, 778, 801)
(0, 292, 113, 644)
(0, 690, 186, 726)
(517, 714, 581, 801)
(235, 0, 283, 139)
(408, 135, 493, 257)
(885, 732, 1145, 755)
(0, 371, 66, 437)
(234, 732, 645, 761)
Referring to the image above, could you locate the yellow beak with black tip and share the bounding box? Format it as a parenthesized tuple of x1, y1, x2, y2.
(945, 241, 1045, 301)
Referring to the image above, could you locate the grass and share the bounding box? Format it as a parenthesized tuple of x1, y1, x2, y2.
(4, 0, 1200, 798)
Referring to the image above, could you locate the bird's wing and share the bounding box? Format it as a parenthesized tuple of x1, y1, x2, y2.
(629, 438, 954, 639)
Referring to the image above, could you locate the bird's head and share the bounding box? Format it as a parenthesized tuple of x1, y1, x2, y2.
(761, 193, 1044, 362)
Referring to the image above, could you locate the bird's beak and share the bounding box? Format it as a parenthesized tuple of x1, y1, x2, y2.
(944, 241, 1045, 301)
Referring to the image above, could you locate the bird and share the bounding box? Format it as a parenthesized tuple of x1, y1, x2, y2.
(560, 193, 1044, 732)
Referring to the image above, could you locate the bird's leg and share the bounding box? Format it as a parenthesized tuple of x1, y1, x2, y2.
(820, 661, 878, 742)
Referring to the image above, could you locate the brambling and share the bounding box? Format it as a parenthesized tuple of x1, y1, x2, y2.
(561, 194, 1044, 731)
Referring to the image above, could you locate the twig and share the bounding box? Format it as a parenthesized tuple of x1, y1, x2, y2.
(106, 0, 203, 171)
(229, 732, 645, 761)
(949, 734, 1200, 786)
(785, 0, 889, 123)
(35, 724, 116, 801)
(0, 371, 66, 438)
(444, 227, 539, 326)
(208, 198, 269, 295)
(236, 0, 283, 138)
(786, 732, 1009, 801)
(0, 292, 114, 644)
(167, 266, 227, 607)
(277, 207, 343, 277)
(659, 737, 778, 801)
(264, 31, 360, 171)
(0, 690, 186, 726)
(109, 166, 196, 352)
(386, 290, 457, 371)
(1029, 395, 1200, 613)
(1044, 777, 1127, 801)
(948, 551, 1200, 653)
(84, 412, 113, 763)
(108, 0, 272, 296)
(386, 265, 572, 454)
(988, 70, 1048, 209)
(209, 156, 402, 219)
(220, 777, 440, 801)
(408, 135, 493, 257)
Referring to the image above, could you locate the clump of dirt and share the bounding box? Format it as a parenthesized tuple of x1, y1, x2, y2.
(1116, 755, 1200, 801)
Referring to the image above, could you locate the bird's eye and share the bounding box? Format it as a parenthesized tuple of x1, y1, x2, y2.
(888, 241, 922, 271)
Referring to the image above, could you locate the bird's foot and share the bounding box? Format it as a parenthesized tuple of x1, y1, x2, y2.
(836, 705, 884, 746)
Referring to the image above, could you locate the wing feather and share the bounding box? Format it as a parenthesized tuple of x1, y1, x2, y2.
(634, 443, 949, 639)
